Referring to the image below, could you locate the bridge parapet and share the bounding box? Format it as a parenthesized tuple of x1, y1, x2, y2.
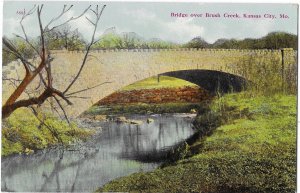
(49, 48, 289, 54)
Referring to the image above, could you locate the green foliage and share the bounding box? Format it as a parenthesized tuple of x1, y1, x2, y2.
(184, 32, 297, 50)
(235, 51, 297, 95)
(2, 108, 93, 157)
(99, 93, 296, 193)
(2, 38, 36, 65)
(93, 33, 123, 49)
(45, 24, 86, 50)
(92, 33, 178, 49)
(146, 39, 179, 49)
(183, 37, 210, 48)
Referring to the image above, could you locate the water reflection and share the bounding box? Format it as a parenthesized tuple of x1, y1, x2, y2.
(1, 114, 195, 192)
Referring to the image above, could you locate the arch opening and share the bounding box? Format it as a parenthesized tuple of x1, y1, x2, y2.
(161, 70, 248, 94)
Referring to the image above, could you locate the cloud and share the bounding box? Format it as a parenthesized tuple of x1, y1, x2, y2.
(3, 15, 39, 38)
(161, 18, 204, 42)
(122, 8, 205, 43)
(3, 18, 20, 37)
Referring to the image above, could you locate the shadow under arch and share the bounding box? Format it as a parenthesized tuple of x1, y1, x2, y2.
(161, 70, 248, 94)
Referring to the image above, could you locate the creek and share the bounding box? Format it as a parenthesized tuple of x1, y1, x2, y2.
(1, 114, 196, 192)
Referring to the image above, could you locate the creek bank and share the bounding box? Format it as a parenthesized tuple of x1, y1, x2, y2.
(98, 93, 296, 193)
(2, 108, 95, 157)
(97, 86, 211, 105)
(84, 102, 208, 117)
(81, 113, 196, 126)
(83, 86, 212, 117)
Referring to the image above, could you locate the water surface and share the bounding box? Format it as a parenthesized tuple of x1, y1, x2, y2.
(2, 114, 195, 192)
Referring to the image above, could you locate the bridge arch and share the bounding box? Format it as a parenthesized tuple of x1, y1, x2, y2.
(3, 48, 295, 117)
(89, 70, 248, 111)
(161, 70, 247, 94)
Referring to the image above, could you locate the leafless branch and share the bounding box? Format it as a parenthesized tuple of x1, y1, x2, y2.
(37, 5, 46, 59)
(20, 5, 37, 40)
(30, 106, 64, 145)
(3, 37, 33, 74)
(85, 16, 95, 26)
(3, 78, 22, 82)
(51, 88, 73, 105)
(47, 99, 63, 119)
(54, 96, 70, 124)
(44, 5, 73, 30)
(13, 33, 40, 55)
(92, 38, 101, 45)
(27, 60, 48, 87)
(64, 5, 106, 94)
(45, 5, 91, 33)
(66, 96, 91, 99)
(66, 81, 112, 96)
(2, 4, 107, 119)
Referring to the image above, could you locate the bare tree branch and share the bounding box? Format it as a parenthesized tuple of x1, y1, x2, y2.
(66, 96, 90, 99)
(45, 5, 91, 33)
(64, 5, 106, 94)
(66, 81, 112, 96)
(3, 78, 22, 82)
(3, 37, 33, 74)
(37, 5, 46, 60)
(2, 4, 107, 119)
(53, 96, 70, 124)
(13, 33, 40, 56)
(47, 99, 64, 119)
(44, 5, 73, 30)
(85, 16, 95, 26)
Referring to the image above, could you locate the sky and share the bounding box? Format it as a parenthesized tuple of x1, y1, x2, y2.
(2, 1, 298, 44)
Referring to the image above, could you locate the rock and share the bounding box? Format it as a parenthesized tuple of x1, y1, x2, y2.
(146, 118, 154, 123)
(147, 111, 153, 114)
(25, 148, 34, 155)
(190, 109, 197, 113)
(115, 116, 128, 123)
(130, 120, 143, 125)
(94, 115, 107, 121)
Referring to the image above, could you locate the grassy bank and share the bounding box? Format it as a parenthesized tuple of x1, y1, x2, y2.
(121, 75, 198, 91)
(98, 92, 296, 193)
(2, 108, 93, 157)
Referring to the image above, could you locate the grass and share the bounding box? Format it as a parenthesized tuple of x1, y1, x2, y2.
(121, 75, 198, 91)
(2, 108, 93, 157)
(98, 92, 296, 193)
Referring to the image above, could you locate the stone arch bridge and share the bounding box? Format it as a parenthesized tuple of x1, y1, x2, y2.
(3, 48, 296, 117)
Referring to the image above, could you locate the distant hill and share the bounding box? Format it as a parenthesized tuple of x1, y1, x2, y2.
(185, 32, 297, 50)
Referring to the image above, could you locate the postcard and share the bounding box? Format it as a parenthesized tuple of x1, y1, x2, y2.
(1, 1, 298, 192)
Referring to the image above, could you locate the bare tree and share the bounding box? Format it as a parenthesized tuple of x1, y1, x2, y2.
(2, 4, 106, 119)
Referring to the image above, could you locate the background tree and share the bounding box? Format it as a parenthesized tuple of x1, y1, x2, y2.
(2, 38, 36, 65)
(2, 4, 106, 119)
(184, 36, 210, 49)
(46, 23, 86, 50)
